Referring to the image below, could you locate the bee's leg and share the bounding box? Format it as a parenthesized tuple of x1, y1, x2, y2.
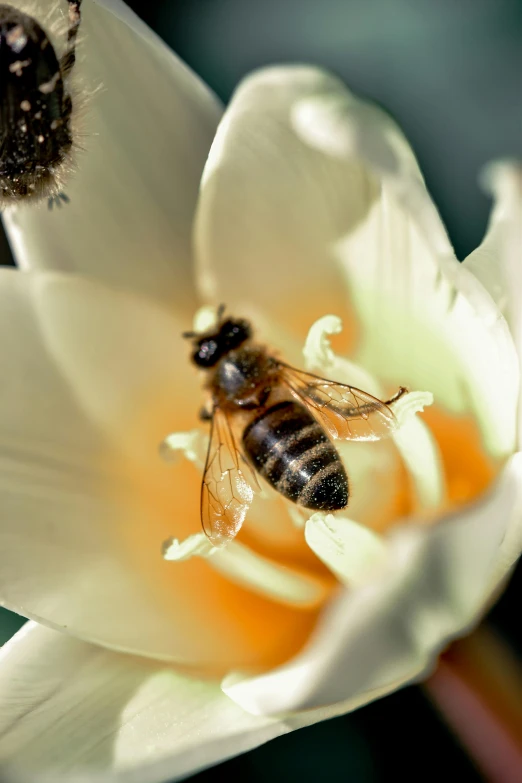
(385, 386, 409, 405)
(48, 193, 70, 210)
(199, 406, 212, 422)
(61, 1, 82, 75)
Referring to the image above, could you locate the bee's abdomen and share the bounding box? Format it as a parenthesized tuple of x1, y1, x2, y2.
(243, 400, 348, 511)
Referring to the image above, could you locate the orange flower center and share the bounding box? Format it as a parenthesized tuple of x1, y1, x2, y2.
(101, 364, 500, 676)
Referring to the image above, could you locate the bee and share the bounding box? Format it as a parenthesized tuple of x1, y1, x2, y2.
(0, 1, 82, 206)
(184, 309, 407, 547)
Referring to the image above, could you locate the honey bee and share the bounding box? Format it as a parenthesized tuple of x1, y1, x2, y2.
(0, 1, 82, 206)
(185, 309, 407, 547)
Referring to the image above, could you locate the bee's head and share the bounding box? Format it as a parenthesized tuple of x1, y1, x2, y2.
(183, 310, 252, 368)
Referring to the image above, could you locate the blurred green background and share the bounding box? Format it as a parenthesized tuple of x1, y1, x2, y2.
(1, 0, 521, 780)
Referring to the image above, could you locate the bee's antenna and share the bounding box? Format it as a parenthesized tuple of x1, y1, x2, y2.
(182, 330, 197, 339)
(61, 0, 82, 76)
(216, 303, 226, 321)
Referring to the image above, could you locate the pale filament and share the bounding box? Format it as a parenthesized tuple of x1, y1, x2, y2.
(304, 314, 445, 513)
(163, 534, 329, 609)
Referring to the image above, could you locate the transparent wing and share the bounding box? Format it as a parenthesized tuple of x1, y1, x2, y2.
(201, 406, 256, 547)
(279, 363, 405, 441)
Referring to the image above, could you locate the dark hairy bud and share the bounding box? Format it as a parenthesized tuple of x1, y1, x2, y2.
(0, 1, 82, 206)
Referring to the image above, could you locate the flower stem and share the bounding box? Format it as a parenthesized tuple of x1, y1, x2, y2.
(424, 626, 522, 783)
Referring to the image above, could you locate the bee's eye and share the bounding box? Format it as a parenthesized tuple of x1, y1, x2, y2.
(193, 339, 221, 368)
(219, 319, 251, 350)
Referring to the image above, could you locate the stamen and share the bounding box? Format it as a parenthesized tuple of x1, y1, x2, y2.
(286, 504, 308, 529)
(305, 512, 388, 586)
(192, 304, 220, 333)
(163, 533, 328, 608)
(163, 533, 214, 560)
(303, 315, 446, 513)
(159, 429, 207, 470)
(390, 392, 446, 512)
(302, 313, 341, 370)
(390, 390, 434, 424)
(303, 314, 382, 395)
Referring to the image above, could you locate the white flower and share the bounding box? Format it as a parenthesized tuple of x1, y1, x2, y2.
(0, 1, 520, 781)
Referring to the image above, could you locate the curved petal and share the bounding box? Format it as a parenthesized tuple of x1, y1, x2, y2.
(0, 623, 300, 782)
(0, 623, 396, 782)
(194, 67, 366, 338)
(3, 0, 222, 315)
(0, 270, 319, 671)
(465, 162, 522, 445)
(223, 454, 522, 714)
(465, 162, 522, 338)
(194, 66, 518, 458)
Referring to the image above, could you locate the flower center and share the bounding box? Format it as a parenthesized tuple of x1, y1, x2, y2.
(160, 309, 439, 600)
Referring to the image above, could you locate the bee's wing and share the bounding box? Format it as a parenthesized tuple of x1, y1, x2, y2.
(201, 406, 257, 548)
(279, 363, 402, 441)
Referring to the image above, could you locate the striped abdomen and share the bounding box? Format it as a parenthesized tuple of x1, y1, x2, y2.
(242, 400, 349, 511)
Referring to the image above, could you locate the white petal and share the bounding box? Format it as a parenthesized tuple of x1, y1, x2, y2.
(465, 162, 522, 338)
(194, 66, 518, 458)
(194, 67, 363, 335)
(0, 270, 318, 671)
(3, 0, 222, 314)
(223, 454, 522, 715)
(0, 622, 324, 782)
(24, 270, 199, 454)
(465, 162, 522, 444)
